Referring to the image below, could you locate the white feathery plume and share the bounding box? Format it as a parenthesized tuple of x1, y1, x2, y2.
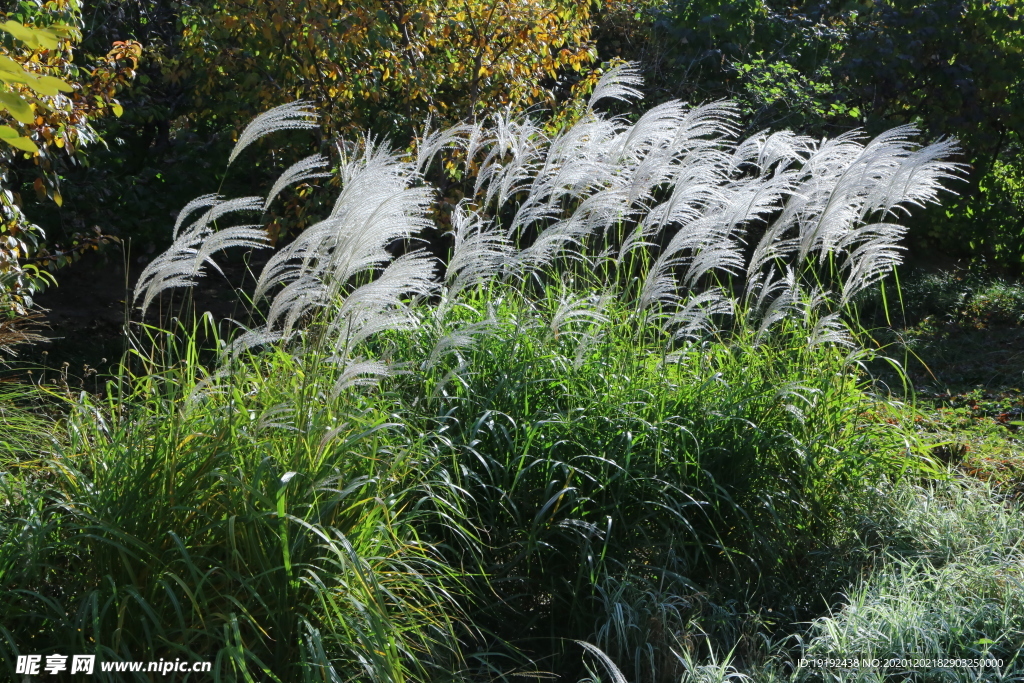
(422, 318, 499, 372)
(808, 311, 854, 349)
(264, 154, 331, 211)
(138, 65, 964, 384)
(195, 225, 270, 273)
(173, 194, 221, 239)
(134, 227, 212, 314)
(572, 326, 605, 371)
(197, 196, 265, 229)
(587, 62, 644, 110)
(550, 293, 610, 339)
(744, 266, 790, 322)
(134, 195, 267, 313)
(668, 101, 742, 152)
(568, 292, 614, 370)
(228, 100, 318, 166)
(839, 231, 907, 305)
(254, 140, 432, 310)
(740, 129, 815, 177)
(442, 200, 513, 299)
(608, 100, 686, 165)
(330, 359, 392, 395)
(665, 289, 734, 342)
(755, 268, 799, 342)
(464, 121, 488, 169)
(416, 116, 472, 173)
(488, 117, 547, 209)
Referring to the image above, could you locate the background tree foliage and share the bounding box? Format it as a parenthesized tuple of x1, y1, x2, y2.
(0, 0, 138, 313)
(3, 0, 1024, 312)
(642, 0, 1024, 269)
(34, 0, 604, 267)
(177, 0, 599, 138)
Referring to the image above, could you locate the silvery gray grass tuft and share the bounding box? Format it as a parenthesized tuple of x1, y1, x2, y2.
(134, 63, 963, 385)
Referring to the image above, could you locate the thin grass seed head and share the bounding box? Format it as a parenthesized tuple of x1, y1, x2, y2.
(144, 73, 961, 375)
(587, 62, 644, 110)
(172, 194, 221, 239)
(264, 154, 332, 212)
(227, 100, 318, 167)
(133, 196, 268, 314)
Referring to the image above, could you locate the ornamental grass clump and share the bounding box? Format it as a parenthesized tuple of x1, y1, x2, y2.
(132, 62, 962, 386)
(0, 329, 470, 683)
(0, 64, 968, 682)
(798, 478, 1024, 682)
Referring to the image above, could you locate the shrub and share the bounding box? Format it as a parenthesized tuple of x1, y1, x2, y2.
(1, 64, 965, 681)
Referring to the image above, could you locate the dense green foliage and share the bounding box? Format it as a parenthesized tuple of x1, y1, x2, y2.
(0, 0, 137, 312)
(1, 2, 1023, 681)
(3, 276, 1021, 681)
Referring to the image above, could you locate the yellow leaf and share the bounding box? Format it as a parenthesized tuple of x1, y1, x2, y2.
(53, 190, 62, 207)
(112, 102, 124, 117)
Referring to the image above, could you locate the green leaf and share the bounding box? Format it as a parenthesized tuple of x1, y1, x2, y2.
(32, 29, 62, 51)
(0, 21, 64, 50)
(111, 101, 124, 117)
(0, 71, 26, 86)
(31, 75, 73, 96)
(0, 55, 30, 79)
(0, 126, 38, 153)
(46, 24, 76, 38)
(0, 21, 40, 49)
(0, 91, 35, 124)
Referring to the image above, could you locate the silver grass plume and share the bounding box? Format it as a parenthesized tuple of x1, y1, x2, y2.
(237, 141, 439, 393)
(422, 318, 498, 372)
(228, 100, 318, 166)
(416, 116, 473, 173)
(134, 196, 267, 314)
(755, 268, 799, 343)
(141, 65, 964, 392)
(576, 641, 629, 683)
(441, 199, 513, 301)
(550, 292, 610, 339)
(665, 289, 734, 342)
(808, 311, 854, 349)
(173, 193, 221, 239)
(587, 62, 644, 110)
(264, 154, 331, 211)
(330, 358, 393, 395)
(742, 127, 961, 318)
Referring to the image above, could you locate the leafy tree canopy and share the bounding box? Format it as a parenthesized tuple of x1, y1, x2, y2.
(0, 0, 138, 313)
(176, 0, 601, 139)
